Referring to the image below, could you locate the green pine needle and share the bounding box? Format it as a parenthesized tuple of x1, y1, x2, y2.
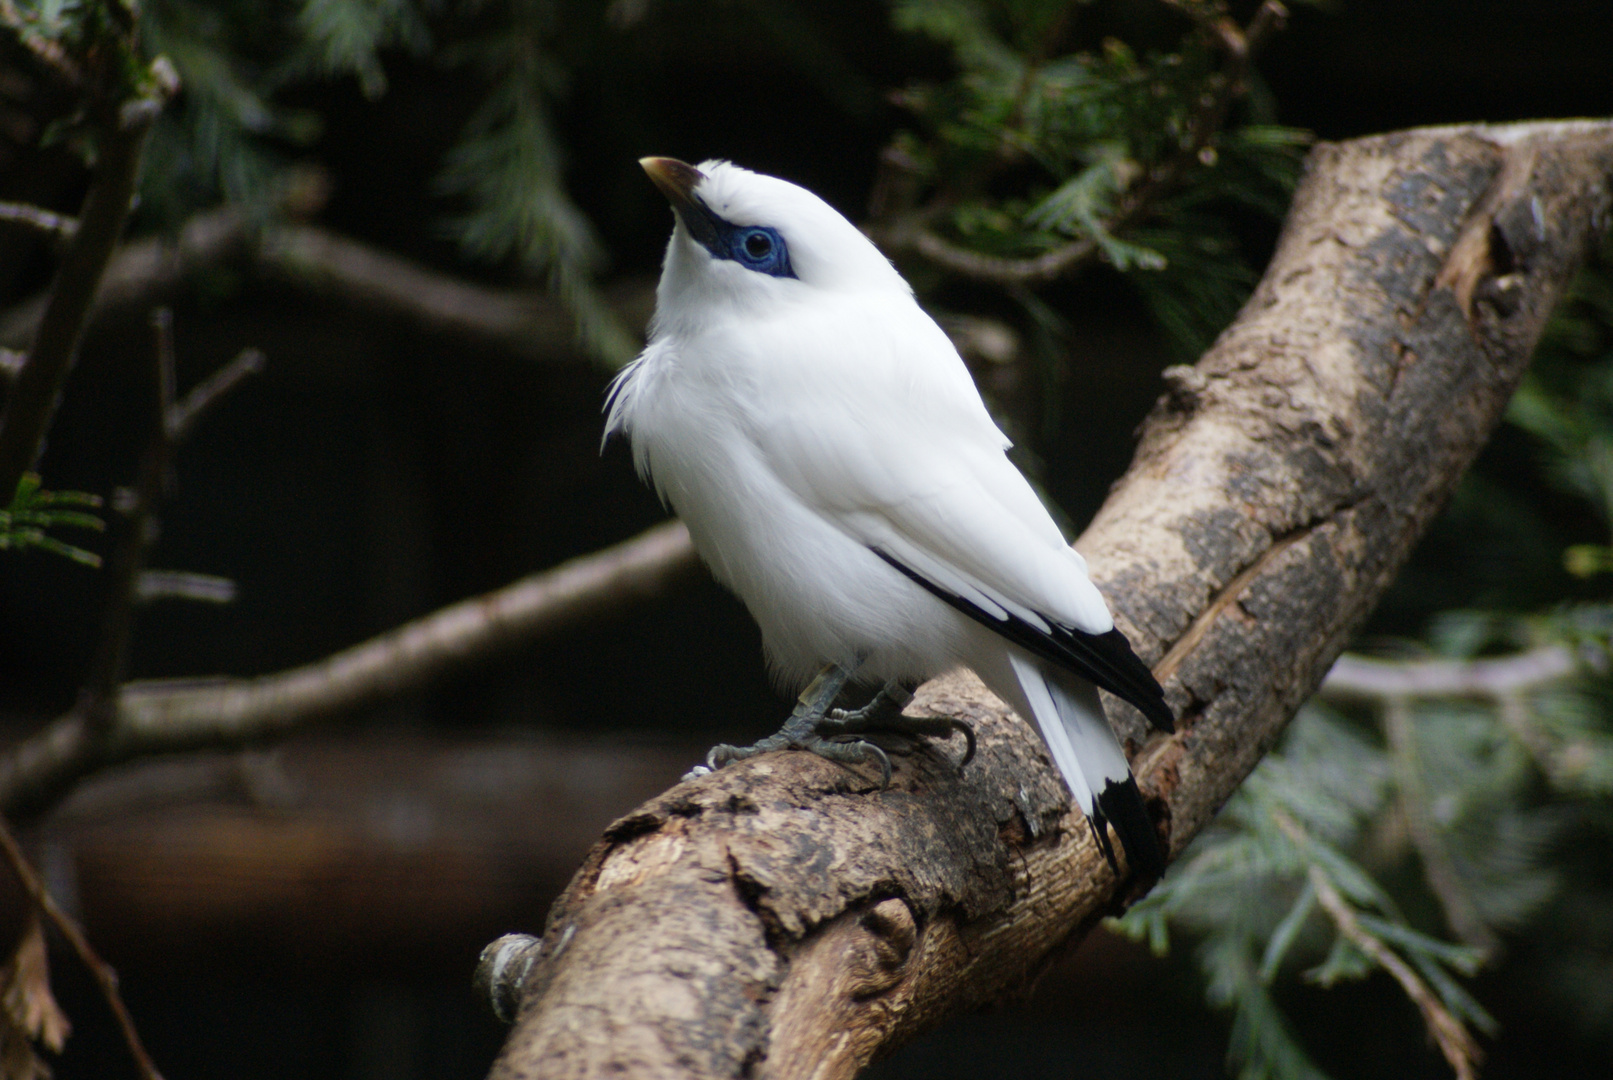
(1, 473, 104, 567)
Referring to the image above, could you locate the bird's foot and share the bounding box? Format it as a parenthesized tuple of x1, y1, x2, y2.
(684, 673, 974, 786)
(683, 663, 855, 782)
(705, 729, 900, 786)
(826, 682, 975, 772)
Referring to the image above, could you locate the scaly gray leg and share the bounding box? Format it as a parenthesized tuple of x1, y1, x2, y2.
(689, 670, 973, 786)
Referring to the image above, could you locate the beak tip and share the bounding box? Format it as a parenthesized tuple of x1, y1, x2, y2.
(640, 156, 705, 203)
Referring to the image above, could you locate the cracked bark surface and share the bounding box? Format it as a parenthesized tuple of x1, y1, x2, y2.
(480, 121, 1613, 1080)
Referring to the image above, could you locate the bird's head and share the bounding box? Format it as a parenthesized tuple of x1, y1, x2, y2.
(640, 157, 909, 323)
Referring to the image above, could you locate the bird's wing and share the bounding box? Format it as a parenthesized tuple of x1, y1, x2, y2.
(747, 303, 1173, 732)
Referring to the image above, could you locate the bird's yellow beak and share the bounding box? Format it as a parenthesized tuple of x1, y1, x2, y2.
(640, 157, 722, 252)
(639, 157, 705, 207)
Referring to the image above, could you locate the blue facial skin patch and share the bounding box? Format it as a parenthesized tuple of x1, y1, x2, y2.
(677, 199, 796, 279)
(728, 225, 793, 278)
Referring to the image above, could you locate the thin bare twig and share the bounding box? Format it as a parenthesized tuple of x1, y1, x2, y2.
(0, 201, 77, 238)
(0, 206, 253, 350)
(1322, 645, 1606, 796)
(134, 569, 237, 604)
(168, 348, 265, 440)
(256, 224, 605, 358)
(1319, 646, 1589, 700)
(0, 815, 164, 1080)
(871, 219, 1100, 287)
(1316, 642, 1612, 952)
(1491, 690, 1587, 787)
(1271, 809, 1483, 1080)
(0, 66, 173, 501)
(115, 519, 696, 741)
(74, 311, 188, 738)
(0, 212, 638, 366)
(154, 307, 177, 439)
(44, 317, 266, 818)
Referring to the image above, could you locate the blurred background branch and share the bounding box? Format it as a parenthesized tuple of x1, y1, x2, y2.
(0, 518, 695, 823)
(0, 202, 650, 367)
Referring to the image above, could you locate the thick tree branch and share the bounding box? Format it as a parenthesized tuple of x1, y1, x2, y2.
(478, 121, 1613, 1079)
(0, 520, 696, 822)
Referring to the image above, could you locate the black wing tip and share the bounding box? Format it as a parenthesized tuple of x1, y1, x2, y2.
(1092, 776, 1167, 885)
(1092, 628, 1175, 734)
(1140, 692, 1176, 735)
(869, 546, 1177, 733)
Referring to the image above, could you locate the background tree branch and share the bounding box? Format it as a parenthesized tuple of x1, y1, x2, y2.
(0, 58, 176, 499)
(0, 519, 697, 823)
(475, 120, 1613, 1079)
(1319, 645, 1592, 699)
(0, 208, 652, 368)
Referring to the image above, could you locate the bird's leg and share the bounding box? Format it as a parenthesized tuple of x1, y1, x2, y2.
(691, 669, 974, 787)
(695, 663, 860, 776)
(827, 679, 914, 727)
(824, 680, 976, 769)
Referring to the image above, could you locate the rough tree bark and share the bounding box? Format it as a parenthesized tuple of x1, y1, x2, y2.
(477, 122, 1613, 1079)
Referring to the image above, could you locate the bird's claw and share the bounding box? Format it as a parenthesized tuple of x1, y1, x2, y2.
(925, 715, 975, 768)
(818, 710, 974, 773)
(685, 668, 972, 787)
(809, 734, 892, 788)
(692, 731, 892, 787)
(689, 715, 971, 788)
(703, 735, 783, 772)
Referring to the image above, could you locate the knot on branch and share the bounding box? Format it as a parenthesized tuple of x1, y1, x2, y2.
(1433, 145, 1542, 322)
(847, 898, 918, 999)
(1159, 364, 1210, 414)
(476, 934, 545, 1024)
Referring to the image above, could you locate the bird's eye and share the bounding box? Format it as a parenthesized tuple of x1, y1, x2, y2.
(725, 226, 793, 278)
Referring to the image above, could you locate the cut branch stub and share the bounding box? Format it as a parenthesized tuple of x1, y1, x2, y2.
(485, 121, 1613, 1080)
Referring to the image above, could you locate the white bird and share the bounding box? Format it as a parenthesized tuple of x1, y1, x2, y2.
(607, 157, 1174, 881)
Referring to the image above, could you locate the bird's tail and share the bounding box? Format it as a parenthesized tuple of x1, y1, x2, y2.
(1007, 652, 1166, 883)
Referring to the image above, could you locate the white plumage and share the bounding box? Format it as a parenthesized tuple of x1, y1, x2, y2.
(608, 158, 1172, 879)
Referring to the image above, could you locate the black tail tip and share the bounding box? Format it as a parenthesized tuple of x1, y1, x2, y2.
(1091, 775, 1167, 885)
(1147, 695, 1176, 735)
